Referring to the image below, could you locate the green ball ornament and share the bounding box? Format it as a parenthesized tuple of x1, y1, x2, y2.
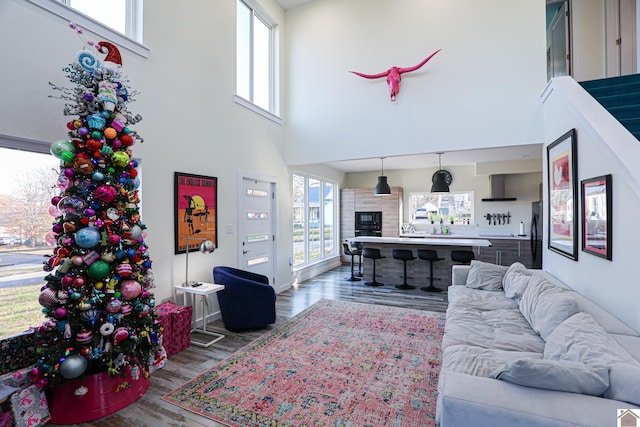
(112, 152, 129, 167)
(50, 140, 75, 159)
(88, 260, 111, 280)
(122, 127, 131, 134)
(61, 151, 75, 162)
(91, 130, 102, 140)
(114, 292, 121, 298)
(107, 167, 115, 174)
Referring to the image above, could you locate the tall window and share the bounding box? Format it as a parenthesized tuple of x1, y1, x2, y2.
(237, 0, 276, 114)
(0, 146, 59, 339)
(292, 173, 337, 267)
(409, 192, 474, 225)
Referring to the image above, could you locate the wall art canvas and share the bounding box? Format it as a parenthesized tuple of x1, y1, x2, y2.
(581, 174, 612, 260)
(547, 129, 578, 260)
(174, 172, 218, 254)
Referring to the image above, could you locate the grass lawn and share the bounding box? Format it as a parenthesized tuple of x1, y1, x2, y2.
(0, 283, 43, 338)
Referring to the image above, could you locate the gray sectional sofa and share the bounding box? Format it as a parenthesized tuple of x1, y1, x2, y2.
(436, 261, 640, 427)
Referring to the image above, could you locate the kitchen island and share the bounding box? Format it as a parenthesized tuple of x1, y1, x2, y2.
(348, 236, 492, 291)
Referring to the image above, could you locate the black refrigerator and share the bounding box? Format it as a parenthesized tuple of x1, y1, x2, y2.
(530, 201, 543, 269)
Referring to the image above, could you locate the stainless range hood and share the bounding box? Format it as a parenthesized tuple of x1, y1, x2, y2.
(481, 174, 517, 201)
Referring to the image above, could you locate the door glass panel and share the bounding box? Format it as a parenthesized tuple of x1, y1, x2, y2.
(246, 211, 269, 219)
(247, 233, 269, 243)
(246, 188, 268, 197)
(247, 256, 268, 266)
(323, 182, 335, 256)
(292, 174, 305, 265)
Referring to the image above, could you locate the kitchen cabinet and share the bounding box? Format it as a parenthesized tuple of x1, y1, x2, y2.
(477, 238, 534, 268)
(340, 186, 403, 241)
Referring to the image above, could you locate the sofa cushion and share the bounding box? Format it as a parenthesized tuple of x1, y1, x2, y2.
(603, 363, 640, 405)
(519, 275, 580, 340)
(465, 260, 508, 291)
(442, 345, 542, 377)
(447, 285, 518, 310)
(490, 358, 609, 396)
(544, 312, 640, 369)
(502, 262, 531, 299)
(444, 304, 544, 353)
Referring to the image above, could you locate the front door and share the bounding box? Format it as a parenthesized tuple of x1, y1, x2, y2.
(240, 176, 276, 284)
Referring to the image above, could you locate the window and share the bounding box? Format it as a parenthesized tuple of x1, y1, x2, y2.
(409, 192, 474, 225)
(236, 0, 279, 118)
(27, 0, 146, 57)
(0, 145, 60, 339)
(292, 174, 337, 267)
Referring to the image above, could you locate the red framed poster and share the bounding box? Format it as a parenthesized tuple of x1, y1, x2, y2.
(174, 172, 218, 254)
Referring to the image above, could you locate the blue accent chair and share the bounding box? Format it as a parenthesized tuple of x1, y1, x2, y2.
(213, 266, 276, 331)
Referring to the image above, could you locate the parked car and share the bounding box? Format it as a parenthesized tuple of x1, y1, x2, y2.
(415, 208, 428, 219)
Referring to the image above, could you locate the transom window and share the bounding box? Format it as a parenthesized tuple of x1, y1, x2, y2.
(236, 0, 278, 116)
(409, 192, 474, 225)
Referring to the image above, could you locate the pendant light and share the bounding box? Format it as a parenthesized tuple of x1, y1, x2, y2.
(431, 152, 450, 193)
(374, 157, 391, 195)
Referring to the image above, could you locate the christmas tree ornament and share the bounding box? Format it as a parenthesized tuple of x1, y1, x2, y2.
(59, 354, 88, 379)
(75, 227, 101, 248)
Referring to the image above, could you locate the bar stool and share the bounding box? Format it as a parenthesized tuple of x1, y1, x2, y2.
(362, 248, 385, 287)
(353, 242, 363, 277)
(343, 243, 362, 281)
(392, 249, 416, 290)
(417, 249, 444, 293)
(451, 250, 475, 265)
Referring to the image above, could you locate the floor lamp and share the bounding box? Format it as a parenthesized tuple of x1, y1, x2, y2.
(183, 237, 216, 287)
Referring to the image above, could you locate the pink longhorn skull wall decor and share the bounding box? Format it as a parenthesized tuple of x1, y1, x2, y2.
(349, 49, 441, 102)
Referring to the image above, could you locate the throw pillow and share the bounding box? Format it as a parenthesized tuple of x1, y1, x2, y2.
(465, 260, 508, 291)
(519, 276, 580, 340)
(544, 312, 640, 368)
(490, 358, 609, 396)
(604, 363, 640, 405)
(502, 262, 531, 299)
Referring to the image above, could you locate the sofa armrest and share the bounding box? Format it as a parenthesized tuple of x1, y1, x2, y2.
(452, 265, 470, 286)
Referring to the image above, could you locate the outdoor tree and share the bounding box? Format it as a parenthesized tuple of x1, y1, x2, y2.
(31, 24, 162, 391)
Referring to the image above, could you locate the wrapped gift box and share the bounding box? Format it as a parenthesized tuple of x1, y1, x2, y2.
(10, 385, 50, 427)
(156, 302, 192, 357)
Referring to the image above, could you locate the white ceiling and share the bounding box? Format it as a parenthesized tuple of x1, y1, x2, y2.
(322, 144, 543, 173)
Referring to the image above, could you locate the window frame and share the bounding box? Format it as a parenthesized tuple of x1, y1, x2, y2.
(292, 172, 338, 268)
(27, 0, 148, 58)
(408, 191, 475, 225)
(235, 0, 281, 124)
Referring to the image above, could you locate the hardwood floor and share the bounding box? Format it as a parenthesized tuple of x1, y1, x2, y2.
(52, 264, 449, 427)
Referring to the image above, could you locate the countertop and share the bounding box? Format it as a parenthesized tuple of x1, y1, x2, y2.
(399, 232, 529, 241)
(349, 236, 492, 247)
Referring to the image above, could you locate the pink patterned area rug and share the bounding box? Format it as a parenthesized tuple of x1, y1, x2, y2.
(162, 299, 445, 426)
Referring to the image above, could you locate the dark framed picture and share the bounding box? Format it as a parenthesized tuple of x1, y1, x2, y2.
(174, 172, 218, 254)
(581, 174, 612, 260)
(547, 129, 578, 260)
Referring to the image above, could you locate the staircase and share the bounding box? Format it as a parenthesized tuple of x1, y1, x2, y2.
(579, 74, 640, 140)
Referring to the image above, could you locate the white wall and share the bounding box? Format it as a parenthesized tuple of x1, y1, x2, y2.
(542, 79, 640, 333)
(284, 0, 547, 166)
(0, 0, 294, 305)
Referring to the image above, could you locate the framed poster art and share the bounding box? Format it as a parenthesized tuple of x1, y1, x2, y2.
(547, 129, 578, 260)
(581, 174, 612, 260)
(174, 172, 218, 254)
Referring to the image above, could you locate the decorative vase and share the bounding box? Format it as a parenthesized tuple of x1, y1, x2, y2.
(47, 366, 149, 424)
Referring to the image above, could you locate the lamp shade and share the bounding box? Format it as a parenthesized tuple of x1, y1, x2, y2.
(374, 176, 391, 195)
(431, 171, 450, 193)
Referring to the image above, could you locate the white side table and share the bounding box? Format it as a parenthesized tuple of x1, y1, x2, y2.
(173, 283, 225, 347)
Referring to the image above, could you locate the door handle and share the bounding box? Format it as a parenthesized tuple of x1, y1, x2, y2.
(243, 250, 249, 254)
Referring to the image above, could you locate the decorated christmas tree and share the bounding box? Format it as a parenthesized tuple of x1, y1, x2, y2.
(31, 24, 162, 390)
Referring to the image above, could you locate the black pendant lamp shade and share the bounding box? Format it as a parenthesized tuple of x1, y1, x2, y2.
(431, 153, 450, 193)
(374, 157, 391, 195)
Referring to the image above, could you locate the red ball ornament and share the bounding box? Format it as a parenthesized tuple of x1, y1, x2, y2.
(128, 168, 138, 178)
(113, 327, 128, 345)
(86, 139, 101, 151)
(120, 134, 133, 146)
(66, 121, 75, 130)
